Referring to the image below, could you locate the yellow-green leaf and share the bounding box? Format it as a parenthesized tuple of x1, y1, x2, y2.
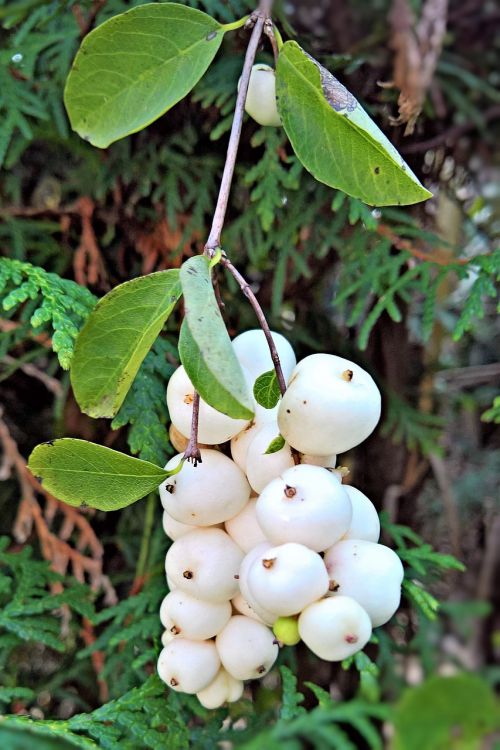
(28, 439, 170, 511)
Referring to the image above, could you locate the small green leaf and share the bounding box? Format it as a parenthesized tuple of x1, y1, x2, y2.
(265, 435, 286, 454)
(393, 674, 499, 750)
(64, 4, 226, 147)
(276, 42, 432, 206)
(254, 369, 281, 409)
(28, 439, 170, 511)
(179, 256, 254, 420)
(71, 271, 181, 419)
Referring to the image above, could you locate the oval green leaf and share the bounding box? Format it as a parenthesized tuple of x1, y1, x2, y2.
(71, 270, 181, 419)
(276, 42, 432, 207)
(28, 439, 170, 511)
(64, 3, 226, 147)
(254, 369, 280, 409)
(179, 256, 254, 420)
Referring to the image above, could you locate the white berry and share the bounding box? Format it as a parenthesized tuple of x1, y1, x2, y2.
(160, 590, 231, 640)
(242, 64, 282, 128)
(231, 592, 266, 624)
(225, 498, 267, 553)
(157, 638, 220, 694)
(196, 668, 244, 709)
(165, 528, 243, 603)
(278, 354, 381, 455)
(247, 542, 329, 617)
(256, 464, 352, 552)
(299, 596, 372, 661)
(238, 543, 278, 625)
(162, 510, 204, 540)
(216, 615, 278, 681)
(324, 539, 404, 627)
(245, 422, 294, 494)
(166, 366, 250, 444)
(342, 486, 380, 542)
(301, 453, 338, 468)
(230, 420, 261, 472)
(161, 629, 175, 647)
(159, 450, 250, 526)
(232, 329, 295, 385)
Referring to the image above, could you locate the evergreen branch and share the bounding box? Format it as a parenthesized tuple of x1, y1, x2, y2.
(0, 258, 96, 369)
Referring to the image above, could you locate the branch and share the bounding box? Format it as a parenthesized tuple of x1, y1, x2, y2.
(220, 255, 287, 395)
(204, 0, 274, 254)
(183, 0, 275, 462)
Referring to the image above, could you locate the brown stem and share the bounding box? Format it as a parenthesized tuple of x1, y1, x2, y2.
(220, 255, 287, 396)
(183, 391, 202, 465)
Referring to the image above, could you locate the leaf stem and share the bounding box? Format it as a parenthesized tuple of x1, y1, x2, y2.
(221, 14, 250, 32)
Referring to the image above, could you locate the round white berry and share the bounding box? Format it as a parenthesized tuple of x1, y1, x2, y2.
(298, 596, 372, 661)
(232, 329, 296, 385)
(230, 420, 261, 472)
(245, 423, 294, 494)
(238, 543, 278, 625)
(278, 354, 381, 455)
(256, 464, 352, 552)
(342, 486, 380, 542)
(196, 668, 244, 709)
(160, 590, 231, 640)
(162, 510, 203, 540)
(160, 450, 250, 527)
(301, 453, 338, 469)
(216, 615, 278, 681)
(169, 423, 189, 453)
(231, 592, 266, 624)
(157, 638, 220, 694)
(242, 64, 282, 128)
(324, 539, 404, 626)
(225, 498, 267, 553)
(161, 629, 175, 647)
(166, 366, 250, 445)
(247, 542, 329, 617)
(165, 528, 243, 603)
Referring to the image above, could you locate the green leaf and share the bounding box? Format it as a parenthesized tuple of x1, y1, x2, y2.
(70, 271, 181, 419)
(253, 369, 281, 409)
(179, 256, 254, 420)
(265, 434, 286, 454)
(28, 439, 170, 511)
(276, 42, 432, 206)
(393, 674, 500, 750)
(64, 3, 226, 147)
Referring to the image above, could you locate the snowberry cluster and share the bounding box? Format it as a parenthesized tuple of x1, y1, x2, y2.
(157, 330, 404, 708)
